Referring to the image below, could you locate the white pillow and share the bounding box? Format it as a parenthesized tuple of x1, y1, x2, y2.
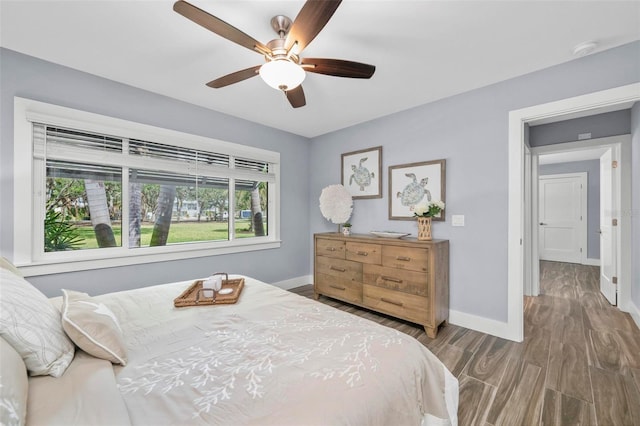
(61, 290, 127, 365)
(0, 337, 28, 426)
(0, 269, 74, 377)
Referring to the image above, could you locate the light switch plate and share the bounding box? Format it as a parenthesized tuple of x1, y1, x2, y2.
(451, 215, 465, 227)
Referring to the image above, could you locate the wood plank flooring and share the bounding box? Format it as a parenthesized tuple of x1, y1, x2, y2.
(289, 261, 640, 425)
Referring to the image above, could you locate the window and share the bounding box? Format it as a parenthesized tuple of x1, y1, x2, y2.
(14, 98, 280, 275)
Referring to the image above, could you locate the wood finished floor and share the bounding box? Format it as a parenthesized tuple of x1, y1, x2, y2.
(290, 261, 640, 425)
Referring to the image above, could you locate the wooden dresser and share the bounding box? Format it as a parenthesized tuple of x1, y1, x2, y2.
(313, 232, 449, 338)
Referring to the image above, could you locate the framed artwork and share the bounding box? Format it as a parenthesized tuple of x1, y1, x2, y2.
(341, 146, 382, 199)
(388, 159, 446, 221)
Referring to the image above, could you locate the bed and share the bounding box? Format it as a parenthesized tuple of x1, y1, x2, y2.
(1, 261, 458, 426)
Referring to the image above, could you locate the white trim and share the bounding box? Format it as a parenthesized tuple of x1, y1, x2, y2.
(584, 258, 601, 266)
(509, 83, 640, 343)
(448, 310, 515, 341)
(13, 96, 282, 274)
(523, 146, 532, 296)
(19, 240, 282, 277)
(272, 275, 313, 291)
(530, 136, 627, 156)
(628, 299, 640, 331)
(530, 155, 540, 296)
(507, 103, 526, 342)
(537, 172, 588, 264)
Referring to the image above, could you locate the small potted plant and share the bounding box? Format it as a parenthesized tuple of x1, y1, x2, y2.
(413, 200, 445, 241)
(342, 222, 352, 236)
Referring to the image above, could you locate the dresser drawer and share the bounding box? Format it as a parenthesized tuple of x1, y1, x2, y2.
(363, 284, 429, 325)
(316, 238, 346, 259)
(316, 255, 362, 282)
(363, 264, 429, 297)
(316, 274, 362, 304)
(346, 242, 381, 265)
(382, 246, 429, 272)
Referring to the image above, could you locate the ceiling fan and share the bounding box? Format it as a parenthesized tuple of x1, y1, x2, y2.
(173, 0, 376, 108)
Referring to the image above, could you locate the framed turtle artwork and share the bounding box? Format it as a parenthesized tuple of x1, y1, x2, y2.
(341, 146, 382, 199)
(389, 159, 446, 221)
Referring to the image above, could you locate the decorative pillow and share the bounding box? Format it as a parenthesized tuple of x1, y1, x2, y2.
(0, 337, 28, 426)
(61, 290, 127, 365)
(0, 269, 75, 377)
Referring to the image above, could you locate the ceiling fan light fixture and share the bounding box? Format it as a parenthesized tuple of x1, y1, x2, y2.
(259, 59, 305, 91)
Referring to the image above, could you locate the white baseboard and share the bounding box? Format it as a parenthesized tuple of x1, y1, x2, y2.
(448, 309, 519, 342)
(272, 275, 313, 290)
(627, 299, 640, 330)
(583, 258, 600, 266)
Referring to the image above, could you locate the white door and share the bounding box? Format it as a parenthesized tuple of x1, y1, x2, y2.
(600, 148, 617, 305)
(538, 174, 586, 263)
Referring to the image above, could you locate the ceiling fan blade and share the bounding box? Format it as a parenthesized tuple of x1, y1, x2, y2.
(174, 1, 269, 54)
(285, 0, 341, 55)
(206, 65, 262, 89)
(286, 86, 306, 108)
(301, 58, 375, 78)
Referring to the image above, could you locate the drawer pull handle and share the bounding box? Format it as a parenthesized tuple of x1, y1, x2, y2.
(396, 256, 411, 261)
(381, 276, 403, 283)
(330, 266, 346, 272)
(357, 251, 369, 256)
(326, 247, 337, 252)
(330, 285, 346, 291)
(381, 297, 403, 307)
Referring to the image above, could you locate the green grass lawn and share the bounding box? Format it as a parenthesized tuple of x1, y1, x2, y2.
(74, 220, 262, 249)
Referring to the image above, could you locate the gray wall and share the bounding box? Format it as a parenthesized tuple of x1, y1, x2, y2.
(0, 47, 311, 297)
(530, 110, 631, 147)
(309, 41, 640, 323)
(539, 160, 600, 260)
(632, 102, 640, 312)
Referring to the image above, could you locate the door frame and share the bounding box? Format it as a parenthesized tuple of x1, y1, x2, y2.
(537, 172, 588, 266)
(507, 82, 639, 342)
(529, 138, 629, 298)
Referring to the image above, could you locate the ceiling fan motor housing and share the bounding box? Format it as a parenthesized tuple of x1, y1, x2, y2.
(266, 38, 299, 63)
(271, 15, 292, 38)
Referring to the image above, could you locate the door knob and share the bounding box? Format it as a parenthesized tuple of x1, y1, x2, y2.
(539, 222, 547, 225)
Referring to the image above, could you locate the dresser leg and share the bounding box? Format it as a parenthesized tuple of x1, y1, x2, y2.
(424, 326, 437, 339)
(313, 292, 320, 301)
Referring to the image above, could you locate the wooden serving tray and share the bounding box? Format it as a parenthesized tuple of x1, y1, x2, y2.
(174, 274, 244, 308)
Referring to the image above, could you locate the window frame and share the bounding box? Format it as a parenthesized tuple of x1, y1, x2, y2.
(13, 97, 281, 276)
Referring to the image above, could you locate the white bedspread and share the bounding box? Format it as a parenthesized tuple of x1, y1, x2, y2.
(94, 276, 458, 425)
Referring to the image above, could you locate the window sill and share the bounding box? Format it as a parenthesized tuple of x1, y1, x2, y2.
(17, 239, 282, 277)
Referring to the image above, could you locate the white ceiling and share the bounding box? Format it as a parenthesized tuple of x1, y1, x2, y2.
(1, 1, 639, 138)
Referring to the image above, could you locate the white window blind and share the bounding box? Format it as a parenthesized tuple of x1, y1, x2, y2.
(14, 97, 281, 276)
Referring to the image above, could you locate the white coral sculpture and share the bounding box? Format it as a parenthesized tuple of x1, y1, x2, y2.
(319, 184, 353, 225)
